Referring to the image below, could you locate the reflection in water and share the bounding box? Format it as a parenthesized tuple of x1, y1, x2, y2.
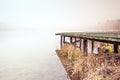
(0, 31, 67, 80)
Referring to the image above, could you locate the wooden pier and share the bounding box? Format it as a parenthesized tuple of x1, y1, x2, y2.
(56, 32, 120, 80)
(56, 32, 120, 54)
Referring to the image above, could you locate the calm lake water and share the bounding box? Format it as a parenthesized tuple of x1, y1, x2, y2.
(0, 31, 67, 80)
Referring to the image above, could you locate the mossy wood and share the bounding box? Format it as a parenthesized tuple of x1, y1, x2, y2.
(56, 32, 120, 54)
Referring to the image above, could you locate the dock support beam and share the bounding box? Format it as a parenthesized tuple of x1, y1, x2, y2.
(114, 44, 118, 53)
(63, 36, 65, 43)
(91, 40, 94, 53)
(83, 39, 88, 55)
(70, 37, 72, 43)
(60, 36, 63, 48)
(74, 37, 76, 46)
(60, 36, 65, 48)
(79, 38, 81, 48)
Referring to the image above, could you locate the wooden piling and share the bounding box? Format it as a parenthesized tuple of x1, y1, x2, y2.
(114, 44, 118, 53)
(79, 38, 81, 48)
(70, 37, 72, 43)
(83, 39, 88, 55)
(60, 35, 63, 48)
(63, 36, 65, 43)
(91, 40, 94, 53)
(74, 37, 76, 46)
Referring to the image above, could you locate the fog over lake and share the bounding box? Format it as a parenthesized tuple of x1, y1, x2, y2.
(0, 0, 120, 80)
(0, 31, 68, 80)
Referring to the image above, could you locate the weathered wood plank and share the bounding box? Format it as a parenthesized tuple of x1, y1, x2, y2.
(57, 32, 120, 53)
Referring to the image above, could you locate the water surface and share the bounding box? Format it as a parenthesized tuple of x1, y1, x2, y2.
(0, 31, 67, 80)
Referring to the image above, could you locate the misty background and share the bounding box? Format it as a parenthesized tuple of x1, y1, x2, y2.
(0, 0, 120, 80)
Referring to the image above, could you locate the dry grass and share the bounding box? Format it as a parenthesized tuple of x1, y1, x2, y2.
(59, 43, 83, 61)
(58, 43, 120, 80)
(72, 54, 120, 80)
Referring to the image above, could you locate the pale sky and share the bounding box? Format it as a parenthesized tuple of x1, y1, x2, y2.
(0, 0, 120, 32)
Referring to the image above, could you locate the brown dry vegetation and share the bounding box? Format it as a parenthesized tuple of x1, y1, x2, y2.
(57, 43, 120, 80)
